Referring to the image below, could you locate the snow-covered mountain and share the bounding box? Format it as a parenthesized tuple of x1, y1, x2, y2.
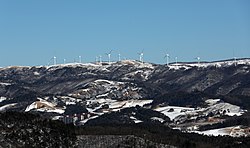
(0, 58, 250, 137)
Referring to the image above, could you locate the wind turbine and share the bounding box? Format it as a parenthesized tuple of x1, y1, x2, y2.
(63, 59, 66, 64)
(195, 57, 200, 67)
(138, 49, 144, 63)
(233, 50, 237, 66)
(106, 50, 112, 64)
(164, 53, 170, 65)
(53, 56, 57, 65)
(99, 55, 102, 64)
(95, 56, 98, 63)
(233, 57, 237, 66)
(175, 57, 178, 65)
(79, 56, 82, 63)
(118, 53, 121, 62)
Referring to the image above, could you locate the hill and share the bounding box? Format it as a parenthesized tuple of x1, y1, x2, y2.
(0, 58, 250, 138)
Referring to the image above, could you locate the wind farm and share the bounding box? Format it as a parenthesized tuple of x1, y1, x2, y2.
(44, 49, 246, 70)
(0, 1, 249, 147)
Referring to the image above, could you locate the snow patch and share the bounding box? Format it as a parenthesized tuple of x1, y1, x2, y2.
(167, 59, 250, 70)
(204, 102, 244, 116)
(134, 119, 143, 123)
(25, 98, 65, 114)
(95, 79, 115, 85)
(205, 99, 221, 105)
(0, 103, 17, 111)
(151, 117, 165, 123)
(109, 100, 153, 110)
(130, 116, 143, 123)
(25, 102, 38, 112)
(195, 126, 249, 137)
(0, 97, 7, 103)
(79, 115, 99, 125)
(154, 106, 195, 121)
(0, 82, 11, 86)
(33, 72, 40, 75)
(168, 64, 192, 70)
(96, 93, 109, 98)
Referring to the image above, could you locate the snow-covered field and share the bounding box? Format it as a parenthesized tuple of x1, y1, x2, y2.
(154, 106, 194, 120)
(168, 59, 250, 70)
(22, 97, 153, 123)
(79, 115, 99, 125)
(1, 92, 248, 137)
(0, 103, 17, 111)
(153, 99, 248, 137)
(0, 82, 12, 86)
(25, 98, 65, 114)
(130, 116, 143, 123)
(151, 117, 165, 123)
(195, 127, 230, 136)
(109, 100, 153, 110)
(194, 126, 249, 137)
(0, 97, 7, 103)
(205, 99, 220, 105)
(155, 99, 245, 122)
(203, 102, 245, 116)
(87, 99, 153, 112)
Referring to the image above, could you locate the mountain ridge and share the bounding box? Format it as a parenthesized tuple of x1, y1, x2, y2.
(1, 58, 250, 68)
(0, 58, 250, 137)
(0, 58, 250, 100)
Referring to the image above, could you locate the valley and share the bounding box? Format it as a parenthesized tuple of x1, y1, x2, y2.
(0, 59, 250, 147)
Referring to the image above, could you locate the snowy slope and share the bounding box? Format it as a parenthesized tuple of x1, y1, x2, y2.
(0, 58, 250, 137)
(155, 99, 245, 122)
(25, 98, 65, 114)
(0, 103, 17, 111)
(169, 59, 250, 69)
(195, 126, 250, 137)
(154, 106, 194, 120)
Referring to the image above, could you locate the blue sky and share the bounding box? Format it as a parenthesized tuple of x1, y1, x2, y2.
(0, 0, 249, 66)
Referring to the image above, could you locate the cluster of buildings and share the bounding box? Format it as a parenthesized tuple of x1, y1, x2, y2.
(60, 113, 93, 125)
(229, 126, 250, 137)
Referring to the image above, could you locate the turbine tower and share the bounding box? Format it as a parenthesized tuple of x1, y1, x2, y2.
(233, 50, 237, 67)
(99, 55, 102, 64)
(95, 56, 98, 63)
(175, 57, 178, 64)
(196, 57, 200, 67)
(63, 59, 66, 64)
(106, 50, 112, 64)
(53, 56, 57, 65)
(138, 49, 144, 63)
(234, 57, 237, 67)
(79, 56, 82, 63)
(118, 53, 121, 62)
(164, 53, 170, 65)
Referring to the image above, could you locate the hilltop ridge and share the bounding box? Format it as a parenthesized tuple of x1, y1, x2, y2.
(0, 58, 250, 138)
